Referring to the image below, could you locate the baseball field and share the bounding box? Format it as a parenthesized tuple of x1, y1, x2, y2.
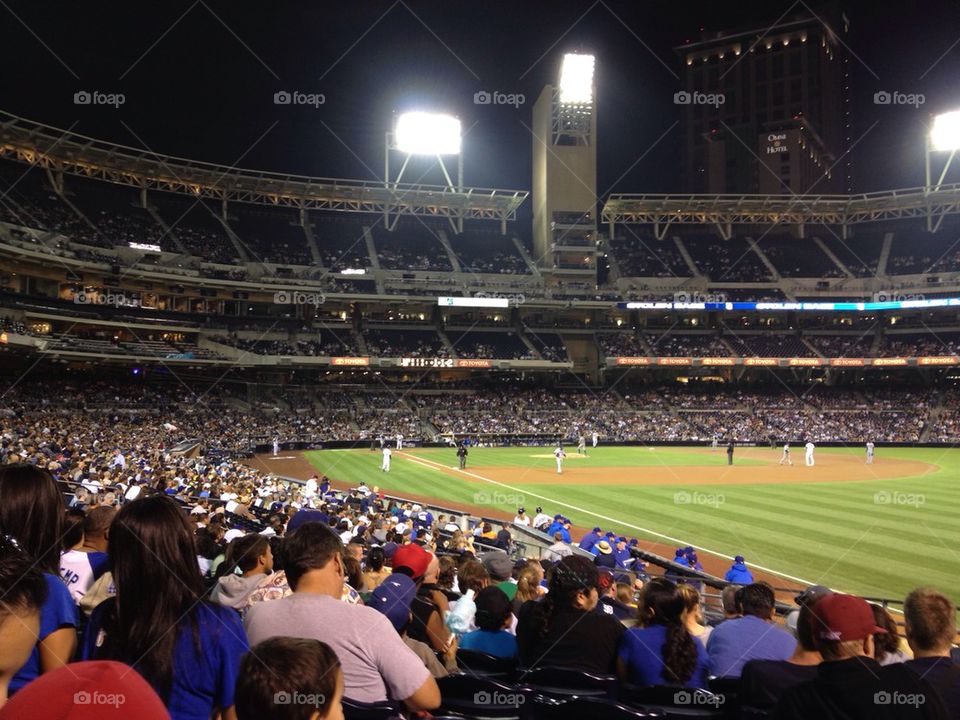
(266, 444, 960, 603)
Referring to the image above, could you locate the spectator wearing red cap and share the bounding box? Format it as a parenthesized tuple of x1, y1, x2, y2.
(776, 593, 949, 720)
(903, 588, 960, 718)
(244, 523, 440, 712)
(0, 661, 168, 720)
(393, 544, 457, 672)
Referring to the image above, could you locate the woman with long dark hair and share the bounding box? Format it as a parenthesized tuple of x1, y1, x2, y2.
(0, 464, 78, 695)
(618, 578, 710, 688)
(515, 555, 625, 673)
(82, 494, 249, 720)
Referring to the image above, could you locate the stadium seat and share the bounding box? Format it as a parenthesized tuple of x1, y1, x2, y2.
(341, 698, 400, 720)
(456, 648, 518, 677)
(530, 695, 665, 720)
(618, 685, 725, 717)
(515, 666, 617, 698)
(436, 674, 528, 719)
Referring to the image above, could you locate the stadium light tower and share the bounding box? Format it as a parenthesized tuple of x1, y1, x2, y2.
(384, 111, 463, 231)
(924, 109, 960, 231)
(531, 52, 599, 284)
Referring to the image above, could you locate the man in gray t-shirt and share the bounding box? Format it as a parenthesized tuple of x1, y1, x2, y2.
(244, 523, 439, 712)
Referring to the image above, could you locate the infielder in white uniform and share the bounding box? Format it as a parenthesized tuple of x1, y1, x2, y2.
(804, 441, 815, 466)
(592, 431, 599, 448)
(396, 433, 403, 450)
(866, 441, 875, 464)
(554, 445, 566, 474)
(272, 438, 279, 456)
(577, 435, 587, 455)
(381, 446, 392, 472)
(779, 443, 793, 466)
(711, 436, 718, 452)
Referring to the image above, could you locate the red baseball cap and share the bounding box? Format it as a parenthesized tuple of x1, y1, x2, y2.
(0, 661, 169, 719)
(812, 593, 888, 642)
(391, 543, 431, 579)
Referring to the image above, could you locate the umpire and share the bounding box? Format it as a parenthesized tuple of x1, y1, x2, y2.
(727, 440, 734, 465)
(457, 443, 468, 469)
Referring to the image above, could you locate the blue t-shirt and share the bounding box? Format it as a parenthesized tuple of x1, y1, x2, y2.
(706, 615, 796, 678)
(83, 601, 248, 720)
(10, 573, 78, 694)
(619, 624, 711, 688)
(459, 629, 518, 659)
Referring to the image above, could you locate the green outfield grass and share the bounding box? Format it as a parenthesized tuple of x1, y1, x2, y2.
(302, 445, 960, 602)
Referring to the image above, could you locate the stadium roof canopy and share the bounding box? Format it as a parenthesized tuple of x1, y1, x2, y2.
(603, 186, 960, 239)
(0, 111, 527, 230)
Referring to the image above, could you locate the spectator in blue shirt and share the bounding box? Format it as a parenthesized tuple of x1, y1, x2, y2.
(459, 587, 518, 659)
(578, 527, 603, 552)
(545, 515, 564, 537)
(707, 582, 796, 677)
(83, 495, 249, 720)
(0, 465, 78, 695)
(618, 577, 711, 688)
(724, 555, 755, 584)
(613, 537, 632, 568)
(0, 537, 49, 707)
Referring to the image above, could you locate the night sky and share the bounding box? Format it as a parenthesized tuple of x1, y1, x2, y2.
(2, 0, 960, 201)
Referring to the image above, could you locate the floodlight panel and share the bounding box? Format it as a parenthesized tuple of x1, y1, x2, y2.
(559, 53, 595, 104)
(395, 112, 461, 155)
(930, 110, 960, 152)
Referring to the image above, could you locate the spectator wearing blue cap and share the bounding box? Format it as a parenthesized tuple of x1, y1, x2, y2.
(724, 556, 754, 584)
(558, 519, 572, 544)
(578, 527, 604, 552)
(370, 574, 448, 679)
(608, 537, 628, 568)
(545, 515, 564, 537)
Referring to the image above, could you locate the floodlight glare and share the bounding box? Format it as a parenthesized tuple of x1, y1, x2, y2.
(930, 110, 960, 152)
(395, 112, 461, 155)
(559, 53, 595, 104)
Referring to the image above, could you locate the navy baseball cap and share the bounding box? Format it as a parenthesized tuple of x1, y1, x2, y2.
(735, 555, 745, 563)
(592, 526, 602, 533)
(554, 514, 563, 520)
(370, 575, 417, 632)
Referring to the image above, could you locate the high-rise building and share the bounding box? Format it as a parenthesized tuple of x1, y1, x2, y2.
(675, 7, 852, 194)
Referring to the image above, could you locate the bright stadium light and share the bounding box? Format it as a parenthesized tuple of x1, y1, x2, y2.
(559, 53, 595, 104)
(930, 110, 960, 152)
(395, 112, 461, 155)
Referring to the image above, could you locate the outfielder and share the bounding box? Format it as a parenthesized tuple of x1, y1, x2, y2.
(381, 446, 392, 472)
(272, 437, 279, 457)
(779, 443, 793, 466)
(592, 431, 599, 448)
(866, 441, 875, 464)
(554, 445, 566, 474)
(804, 441, 815, 467)
(396, 433, 403, 450)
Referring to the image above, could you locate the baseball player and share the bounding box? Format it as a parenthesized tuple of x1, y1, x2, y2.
(592, 431, 599, 448)
(381, 446, 392, 472)
(779, 443, 793, 466)
(866, 441, 875, 464)
(456, 443, 468, 469)
(711, 436, 718, 452)
(272, 437, 279, 457)
(396, 433, 403, 450)
(577, 435, 587, 456)
(804, 441, 816, 467)
(554, 445, 566, 474)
